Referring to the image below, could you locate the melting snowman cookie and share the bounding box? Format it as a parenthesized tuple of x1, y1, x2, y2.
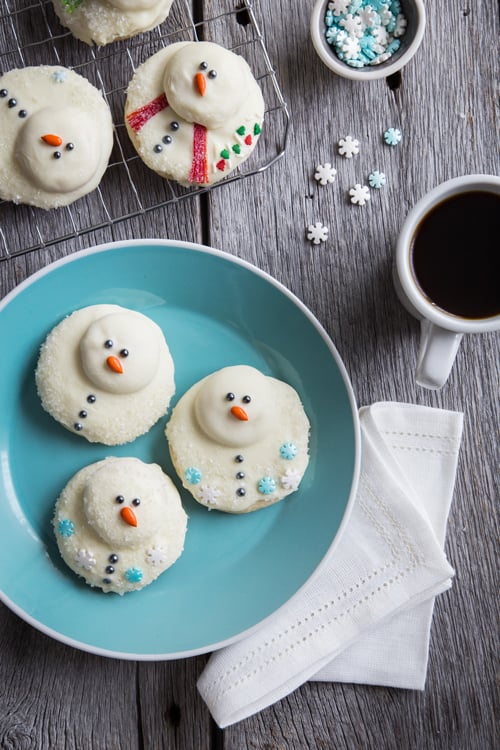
(166, 365, 310, 513)
(53, 457, 187, 594)
(35, 304, 175, 445)
(52, 0, 175, 46)
(0, 66, 113, 209)
(124, 41, 264, 187)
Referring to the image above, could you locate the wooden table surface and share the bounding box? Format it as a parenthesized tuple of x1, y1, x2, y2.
(0, 1, 498, 747)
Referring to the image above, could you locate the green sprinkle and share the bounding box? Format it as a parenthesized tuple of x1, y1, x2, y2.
(61, 0, 83, 11)
(220, 149, 230, 160)
(236, 126, 246, 135)
(232, 144, 241, 154)
(253, 123, 262, 135)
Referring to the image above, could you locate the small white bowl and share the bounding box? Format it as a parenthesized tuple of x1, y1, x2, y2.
(310, 0, 426, 81)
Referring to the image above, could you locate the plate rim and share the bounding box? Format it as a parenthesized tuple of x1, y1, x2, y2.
(0, 238, 361, 660)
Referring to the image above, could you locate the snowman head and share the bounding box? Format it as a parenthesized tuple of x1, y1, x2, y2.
(14, 106, 107, 194)
(79, 310, 162, 394)
(162, 42, 250, 129)
(194, 365, 276, 447)
(83, 459, 167, 549)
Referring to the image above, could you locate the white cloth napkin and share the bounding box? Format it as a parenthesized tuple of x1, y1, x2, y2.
(197, 402, 463, 728)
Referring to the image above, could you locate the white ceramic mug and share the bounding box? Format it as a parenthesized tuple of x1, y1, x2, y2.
(394, 174, 500, 389)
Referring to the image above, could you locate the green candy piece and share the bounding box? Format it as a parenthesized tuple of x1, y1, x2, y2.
(232, 144, 241, 155)
(236, 126, 246, 135)
(220, 149, 230, 160)
(61, 0, 83, 11)
(253, 123, 262, 135)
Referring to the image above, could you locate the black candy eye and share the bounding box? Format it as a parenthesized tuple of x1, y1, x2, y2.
(132, 498, 141, 507)
(53, 151, 61, 159)
(242, 395, 251, 404)
(120, 348, 129, 357)
(208, 69, 217, 79)
(199, 61, 208, 70)
(170, 121, 179, 131)
(115, 495, 125, 504)
(226, 392, 235, 401)
(66, 142, 75, 151)
(104, 339, 113, 348)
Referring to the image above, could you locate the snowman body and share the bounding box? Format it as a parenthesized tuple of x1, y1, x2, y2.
(166, 365, 310, 513)
(125, 42, 265, 187)
(53, 457, 187, 594)
(36, 304, 175, 445)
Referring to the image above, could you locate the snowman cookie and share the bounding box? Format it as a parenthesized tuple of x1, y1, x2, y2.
(36, 304, 175, 445)
(124, 41, 264, 187)
(0, 66, 113, 210)
(53, 457, 188, 594)
(52, 0, 175, 47)
(166, 365, 310, 513)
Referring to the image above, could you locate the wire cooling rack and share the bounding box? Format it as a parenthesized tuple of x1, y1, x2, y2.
(0, 0, 290, 260)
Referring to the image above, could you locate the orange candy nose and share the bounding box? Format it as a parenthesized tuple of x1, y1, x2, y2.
(120, 506, 137, 527)
(194, 71, 206, 96)
(230, 405, 249, 421)
(106, 355, 124, 373)
(41, 134, 63, 147)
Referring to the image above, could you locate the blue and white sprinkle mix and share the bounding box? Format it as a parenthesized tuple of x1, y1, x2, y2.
(324, 0, 407, 69)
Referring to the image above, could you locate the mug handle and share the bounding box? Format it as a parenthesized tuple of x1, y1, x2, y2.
(416, 319, 463, 389)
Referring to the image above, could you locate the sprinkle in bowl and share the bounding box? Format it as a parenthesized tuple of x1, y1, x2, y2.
(310, 0, 426, 81)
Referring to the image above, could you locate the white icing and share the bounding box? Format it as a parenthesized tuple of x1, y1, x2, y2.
(54, 458, 187, 594)
(52, 0, 174, 46)
(79, 311, 162, 394)
(125, 43, 265, 187)
(0, 66, 113, 209)
(36, 304, 175, 445)
(15, 106, 104, 194)
(166, 366, 310, 513)
(194, 365, 275, 447)
(83, 459, 170, 548)
(163, 42, 249, 129)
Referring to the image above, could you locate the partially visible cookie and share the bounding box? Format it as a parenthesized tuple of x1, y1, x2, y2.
(125, 41, 264, 187)
(52, 0, 175, 46)
(0, 66, 113, 209)
(166, 365, 310, 513)
(35, 304, 175, 445)
(53, 457, 188, 594)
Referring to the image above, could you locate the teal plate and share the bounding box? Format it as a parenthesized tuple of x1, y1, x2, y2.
(0, 240, 360, 659)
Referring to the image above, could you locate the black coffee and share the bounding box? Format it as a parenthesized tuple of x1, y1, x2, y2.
(410, 190, 500, 319)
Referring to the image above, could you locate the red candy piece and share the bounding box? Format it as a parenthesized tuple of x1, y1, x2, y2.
(189, 123, 209, 184)
(126, 93, 168, 133)
(244, 134, 253, 146)
(216, 159, 226, 171)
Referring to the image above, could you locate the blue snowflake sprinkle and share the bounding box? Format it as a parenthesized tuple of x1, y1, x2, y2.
(58, 519, 75, 537)
(280, 442, 298, 460)
(185, 466, 202, 485)
(125, 567, 143, 583)
(368, 170, 386, 188)
(52, 70, 68, 83)
(258, 476, 276, 495)
(384, 127, 402, 146)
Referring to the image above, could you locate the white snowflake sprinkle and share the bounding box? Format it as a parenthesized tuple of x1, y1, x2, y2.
(198, 484, 222, 506)
(358, 6, 378, 26)
(338, 135, 360, 158)
(280, 468, 302, 491)
(349, 184, 371, 205)
(339, 13, 364, 37)
(74, 549, 96, 570)
(307, 222, 329, 244)
(314, 162, 337, 185)
(329, 0, 350, 15)
(146, 545, 168, 566)
(342, 36, 361, 58)
(393, 13, 408, 36)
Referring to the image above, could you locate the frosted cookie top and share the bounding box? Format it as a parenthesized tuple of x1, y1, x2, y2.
(166, 365, 310, 513)
(52, 0, 175, 46)
(0, 66, 113, 209)
(53, 457, 188, 594)
(125, 42, 265, 187)
(35, 304, 175, 445)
